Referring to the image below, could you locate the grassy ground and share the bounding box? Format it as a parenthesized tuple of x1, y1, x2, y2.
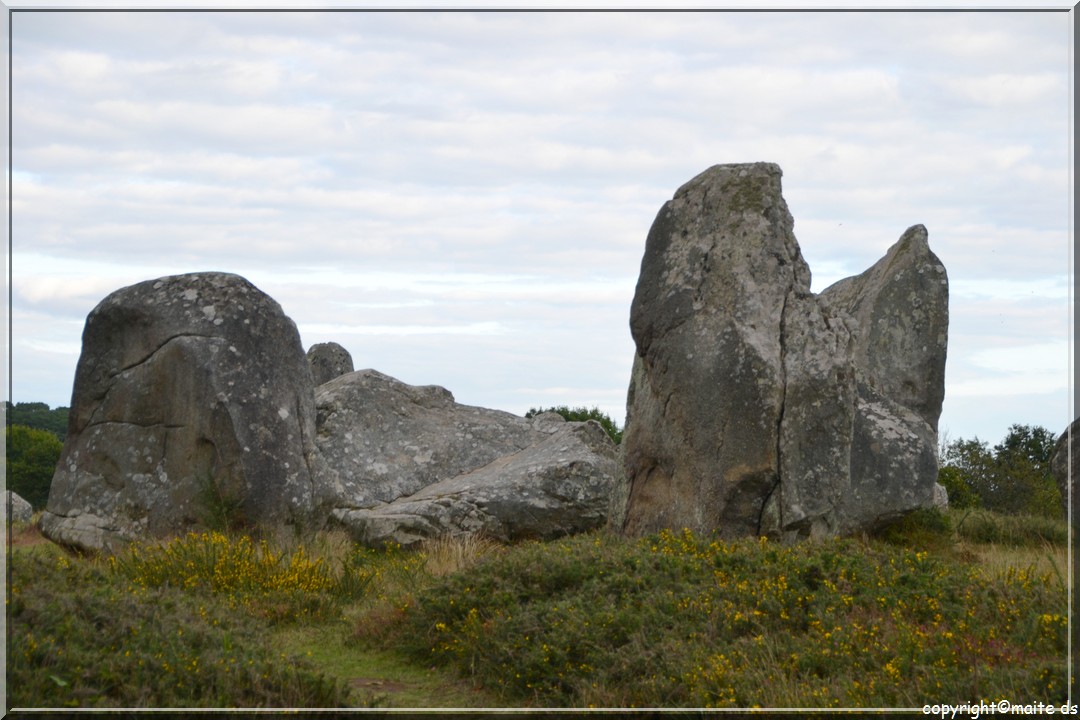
(273, 623, 500, 707)
(6, 508, 1073, 710)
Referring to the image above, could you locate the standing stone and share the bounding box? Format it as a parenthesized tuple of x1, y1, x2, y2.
(819, 224, 948, 431)
(810, 225, 948, 536)
(1051, 419, 1078, 522)
(621, 162, 808, 538)
(40, 272, 337, 553)
(771, 288, 859, 538)
(932, 482, 950, 509)
(308, 342, 355, 386)
(615, 163, 949, 540)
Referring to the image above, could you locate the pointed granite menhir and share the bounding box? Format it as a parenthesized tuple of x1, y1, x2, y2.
(612, 163, 948, 541)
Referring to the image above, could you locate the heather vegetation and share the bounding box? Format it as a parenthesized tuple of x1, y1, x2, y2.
(8, 533, 357, 708)
(7, 405, 1072, 709)
(366, 518, 1069, 707)
(7, 505, 1070, 710)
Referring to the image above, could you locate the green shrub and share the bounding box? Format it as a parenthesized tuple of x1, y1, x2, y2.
(369, 529, 1068, 707)
(937, 466, 978, 509)
(108, 531, 375, 624)
(8, 544, 354, 708)
(939, 425, 1060, 517)
(6, 424, 63, 510)
(1026, 474, 1065, 520)
(874, 507, 953, 550)
(194, 473, 250, 533)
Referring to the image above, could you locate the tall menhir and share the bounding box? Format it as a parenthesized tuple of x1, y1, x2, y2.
(610, 163, 948, 540)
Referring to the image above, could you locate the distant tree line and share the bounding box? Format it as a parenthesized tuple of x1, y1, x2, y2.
(6, 402, 69, 511)
(7, 401, 70, 440)
(937, 423, 1061, 518)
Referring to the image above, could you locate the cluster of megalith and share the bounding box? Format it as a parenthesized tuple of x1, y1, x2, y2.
(39, 274, 618, 552)
(41, 163, 958, 553)
(611, 163, 948, 540)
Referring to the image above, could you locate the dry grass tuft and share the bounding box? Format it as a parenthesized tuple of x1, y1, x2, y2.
(963, 540, 1069, 586)
(419, 532, 503, 577)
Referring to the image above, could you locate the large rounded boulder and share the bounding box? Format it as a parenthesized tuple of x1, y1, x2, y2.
(40, 272, 337, 552)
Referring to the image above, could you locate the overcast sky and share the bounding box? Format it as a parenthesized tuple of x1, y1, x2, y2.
(6, 7, 1074, 447)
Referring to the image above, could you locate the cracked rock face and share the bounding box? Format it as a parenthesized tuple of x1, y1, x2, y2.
(317, 369, 620, 548)
(613, 163, 948, 540)
(316, 369, 544, 508)
(40, 272, 337, 552)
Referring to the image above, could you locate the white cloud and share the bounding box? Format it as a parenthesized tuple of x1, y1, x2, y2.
(952, 277, 1070, 301)
(968, 341, 1069, 375)
(50, 49, 113, 83)
(934, 72, 1065, 108)
(946, 373, 1068, 399)
(17, 338, 82, 356)
(302, 321, 507, 337)
(8, 9, 1072, 445)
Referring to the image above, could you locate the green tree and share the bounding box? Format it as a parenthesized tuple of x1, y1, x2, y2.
(5, 401, 70, 440)
(6, 424, 63, 510)
(938, 424, 1061, 517)
(525, 405, 623, 445)
(939, 436, 995, 509)
(936, 465, 979, 509)
(993, 424, 1056, 468)
(992, 424, 1059, 518)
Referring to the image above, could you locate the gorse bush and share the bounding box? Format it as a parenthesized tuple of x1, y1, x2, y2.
(108, 531, 376, 624)
(370, 528, 1068, 707)
(8, 544, 354, 708)
(11, 521, 1070, 709)
(110, 531, 339, 593)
